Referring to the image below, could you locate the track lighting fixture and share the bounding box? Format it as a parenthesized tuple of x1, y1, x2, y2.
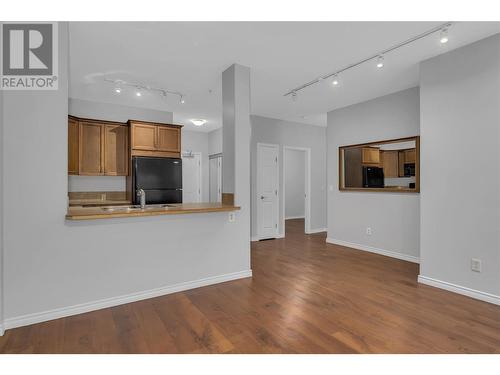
(440, 28, 449, 44)
(104, 78, 185, 104)
(283, 22, 452, 98)
(376, 55, 384, 68)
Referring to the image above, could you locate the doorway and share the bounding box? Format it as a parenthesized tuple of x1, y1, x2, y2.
(256, 143, 279, 240)
(283, 146, 311, 235)
(182, 152, 202, 203)
(209, 154, 222, 203)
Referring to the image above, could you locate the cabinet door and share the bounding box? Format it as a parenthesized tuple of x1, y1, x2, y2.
(156, 126, 181, 153)
(405, 149, 416, 163)
(362, 147, 380, 164)
(79, 122, 104, 175)
(398, 150, 405, 177)
(381, 150, 398, 178)
(131, 123, 157, 151)
(68, 118, 79, 175)
(104, 125, 129, 176)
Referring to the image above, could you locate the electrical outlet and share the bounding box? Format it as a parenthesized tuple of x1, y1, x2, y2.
(366, 227, 372, 236)
(228, 212, 236, 223)
(471, 258, 482, 273)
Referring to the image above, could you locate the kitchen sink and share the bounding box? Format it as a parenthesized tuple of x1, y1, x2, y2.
(101, 204, 177, 212)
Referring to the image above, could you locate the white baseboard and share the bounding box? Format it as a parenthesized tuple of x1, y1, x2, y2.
(3, 269, 252, 332)
(326, 237, 420, 264)
(306, 227, 327, 234)
(418, 275, 500, 306)
(285, 215, 305, 220)
(0, 323, 4, 337)
(251, 236, 260, 242)
(251, 232, 284, 241)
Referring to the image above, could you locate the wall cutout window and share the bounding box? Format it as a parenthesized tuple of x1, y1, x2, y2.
(339, 136, 420, 193)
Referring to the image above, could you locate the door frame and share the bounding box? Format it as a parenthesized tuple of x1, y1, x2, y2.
(256, 143, 280, 240)
(209, 153, 222, 203)
(182, 151, 202, 203)
(283, 146, 311, 235)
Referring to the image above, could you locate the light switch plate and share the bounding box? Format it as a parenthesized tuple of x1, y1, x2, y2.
(228, 212, 236, 223)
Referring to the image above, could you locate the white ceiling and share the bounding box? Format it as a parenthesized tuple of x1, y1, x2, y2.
(69, 22, 500, 132)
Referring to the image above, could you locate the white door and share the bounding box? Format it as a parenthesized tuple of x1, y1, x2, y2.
(182, 153, 201, 203)
(257, 144, 279, 239)
(209, 156, 222, 202)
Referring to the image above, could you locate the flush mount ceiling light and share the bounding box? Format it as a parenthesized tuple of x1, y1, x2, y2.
(190, 119, 207, 127)
(283, 22, 452, 97)
(332, 74, 340, 86)
(376, 55, 385, 68)
(104, 78, 185, 103)
(440, 28, 449, 44)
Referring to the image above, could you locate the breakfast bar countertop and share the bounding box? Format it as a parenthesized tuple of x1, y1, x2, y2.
(66, 202, 241, 220)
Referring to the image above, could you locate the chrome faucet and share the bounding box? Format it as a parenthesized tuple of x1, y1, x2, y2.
(137, 189, 146, 209)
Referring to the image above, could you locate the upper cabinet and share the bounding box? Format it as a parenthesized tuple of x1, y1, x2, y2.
(381, 150, 399, 178)
(104, 124, 129, 176)
(130, 123, 157, 151)
(68, 117, 79, 175)
(361, 147, 380, 165)
(68, 117, 129, 176)
(79, 121, 105, 175)
(129, 120, 182, 157)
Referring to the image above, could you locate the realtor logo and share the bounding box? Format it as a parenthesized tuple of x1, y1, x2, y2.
(1, 22, 58, 90)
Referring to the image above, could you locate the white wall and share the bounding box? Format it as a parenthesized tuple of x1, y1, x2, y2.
(251, 115, 327, 236)
(0, 23, 250, 329)
(208, 128, 222, 156)
(419, 34, 500, 300)
(284, 149, 305, 219)
(68, 98, 210, 200)
(0, 77, 4, 334)
(326, 87, 420, 262)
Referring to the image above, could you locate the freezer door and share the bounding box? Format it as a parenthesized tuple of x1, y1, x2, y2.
(133, 157, 182, 190)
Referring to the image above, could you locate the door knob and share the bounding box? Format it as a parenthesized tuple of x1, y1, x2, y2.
(260, 196, 265, 200)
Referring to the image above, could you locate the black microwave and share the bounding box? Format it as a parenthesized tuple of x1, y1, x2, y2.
(404, 163, 415, 177)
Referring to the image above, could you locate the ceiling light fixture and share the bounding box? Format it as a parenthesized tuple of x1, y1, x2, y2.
(104, 78, 185, 103)
(291, 91, 297, 102)
(191, 119, 206, 127)
(376, 55, 384, 68)
(439, 28, 449, 44)
(332, 74, 340, 86)
(283, 22, 452, 97)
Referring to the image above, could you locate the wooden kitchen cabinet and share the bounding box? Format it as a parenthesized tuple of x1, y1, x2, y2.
(130, 123, 157, 151)
(104, 124, 129, 176)
(129, 120, 182, 157)
(68, 117, 129, 176)
(381, 150, 399, 178)
(156, 125, 181, 153)
(404, 149, 416, 163)
(79, 121, 104, 175)
(68, 117, 79, 175)
(362, 147, 380, 165)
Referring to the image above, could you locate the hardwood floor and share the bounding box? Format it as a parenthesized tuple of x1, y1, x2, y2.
(1, 218, 499, 353)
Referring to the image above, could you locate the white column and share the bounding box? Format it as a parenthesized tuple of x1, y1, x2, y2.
(222, 63, 251, 245)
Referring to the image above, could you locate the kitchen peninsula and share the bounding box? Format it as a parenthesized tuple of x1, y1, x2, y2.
(67, 115, 239, 220)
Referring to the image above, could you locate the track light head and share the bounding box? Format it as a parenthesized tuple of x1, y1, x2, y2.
(180, 95, 185, 104)
(376, 55, 384, 69)
(291, 91, 297, 102)
(332, 74, 340, 86)
(440, 28, 449, 44)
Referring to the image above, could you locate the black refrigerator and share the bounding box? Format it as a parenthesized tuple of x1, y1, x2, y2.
(132, 156, 183, 205)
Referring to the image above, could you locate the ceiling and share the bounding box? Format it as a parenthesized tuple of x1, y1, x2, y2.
(69, 22, 500, 132)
